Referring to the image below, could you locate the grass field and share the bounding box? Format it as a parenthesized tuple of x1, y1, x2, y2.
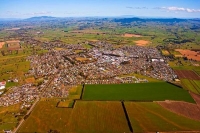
(82, 83, 195, 103)
(19, 100, 131, 133)
(18, 100, 73, 133)
(67, 101, 131, 133)
(181, 79, 200, 94)
(125, 102, 200, 132)
(0, 104, 21, 132)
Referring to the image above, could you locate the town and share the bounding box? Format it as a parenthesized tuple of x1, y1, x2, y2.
(0, 41, 178, 108)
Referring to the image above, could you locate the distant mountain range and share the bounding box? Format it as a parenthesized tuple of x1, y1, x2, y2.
(0, 16, 200, 22)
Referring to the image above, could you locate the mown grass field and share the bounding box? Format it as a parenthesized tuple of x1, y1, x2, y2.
(67, 101, 131, 133)
(18, 100, 73, 133)
(125, 102, 200, 133)
(83, 83, 195, 103)
(181, 79, 200, 94)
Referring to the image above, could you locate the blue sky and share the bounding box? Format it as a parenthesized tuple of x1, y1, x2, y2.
(0, 0, 200, 18)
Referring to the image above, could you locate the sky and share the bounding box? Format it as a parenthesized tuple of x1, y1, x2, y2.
(0, 0, 200, 18)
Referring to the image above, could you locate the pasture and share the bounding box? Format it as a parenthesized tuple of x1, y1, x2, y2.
(181, 79, 200, 94)
(18, 100, 73, 133)
(125, 102, 200, 133)
(0, 104, 21, 132)
(67, 101, 131, 133)
(82, 83, 195, 103)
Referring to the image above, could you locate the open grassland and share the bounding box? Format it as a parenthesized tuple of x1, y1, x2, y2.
(18, 100, 73, 133)
(181, 79, 200, 94)
(0, 104, 21, 132)
(83, 83, 194, 103)
(67, 101, 131, 133)
(125, 102, 200, 133)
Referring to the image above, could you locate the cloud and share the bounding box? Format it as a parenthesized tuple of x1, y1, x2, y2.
(159, 7, 200, 13)
(23, 11, 52, 16)
(126, 6, 148, 9)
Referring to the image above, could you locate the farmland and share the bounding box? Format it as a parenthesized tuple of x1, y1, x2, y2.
(181, 79, 200, 94)
(67, 101, 131, 133)
(18, 100, 73, 133)
(125, 102, 200, 133)
(0, 104, 22, 132)
(175, 70, 200, 80)
(83, 83, 195, 103)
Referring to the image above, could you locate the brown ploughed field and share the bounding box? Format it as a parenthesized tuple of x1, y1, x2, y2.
(134, 40, 150, 46)
(123, 33, 142, 37)
(175, 49, 200, 61)
(175, 70, 200, 80)
(0, 42, 5, 49)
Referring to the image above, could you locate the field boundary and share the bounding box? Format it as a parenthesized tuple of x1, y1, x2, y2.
(121, 101, 133, 133)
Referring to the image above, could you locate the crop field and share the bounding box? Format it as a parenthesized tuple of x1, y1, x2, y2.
(181, 79, 200, 94)
(175, 70, 200, 80)
(67, 101, 131, 133)
(175, 49, 200, 61)
(0, 104, 21, 132)
(83, 83, 195, 103)
(18, 100, 73, 133)
(158, 101, 200, 121)
(125, 102, 200, 133)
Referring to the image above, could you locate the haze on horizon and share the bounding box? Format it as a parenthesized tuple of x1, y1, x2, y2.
(0, 0, 200, 19)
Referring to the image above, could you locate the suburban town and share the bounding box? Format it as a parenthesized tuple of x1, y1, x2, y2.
(0, 41, 178, 108)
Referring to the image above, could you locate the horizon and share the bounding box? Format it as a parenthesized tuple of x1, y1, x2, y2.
(0, 0, 200, 19)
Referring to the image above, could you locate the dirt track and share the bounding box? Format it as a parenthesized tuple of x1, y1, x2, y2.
(134, 40, 149, 46)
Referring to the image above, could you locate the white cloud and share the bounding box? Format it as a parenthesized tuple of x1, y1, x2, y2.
(160, 7, 200, 13)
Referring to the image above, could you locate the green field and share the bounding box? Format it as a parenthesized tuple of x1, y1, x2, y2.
(181, 79, 200, 94)
(125, 102, 200, 132)
(83, 83, 195, 103)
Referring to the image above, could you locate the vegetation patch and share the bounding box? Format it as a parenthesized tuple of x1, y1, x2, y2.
(18, 100, 73, 133)
(125, 102, 200, 132)
(83, 83, 195, 103)
(67, 101, 131, 133)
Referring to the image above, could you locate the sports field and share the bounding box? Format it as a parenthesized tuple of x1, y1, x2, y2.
(82, 83, 195, 103)
(125, 102, 200, 132)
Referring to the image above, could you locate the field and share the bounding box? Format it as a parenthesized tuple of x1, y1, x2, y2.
(19, 100, 131, 133)
(122, 33, 142, 37)
(18, 100, 73, 133)
(0, 104, 21, 132)
(181, 79, 200, 94)
(82, 82, 195, 103)
(67, 101, 131, 133)
(134, 40, 150, 46)
(158, 100, 200, 121)
(175, 70, 200, 80)
(175, 49, 200, 61)
(0, 42, 5, 49)
(161, 50, 170, 56)
(125, 102, 200, 133)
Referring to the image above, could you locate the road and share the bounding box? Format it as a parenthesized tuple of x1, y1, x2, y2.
(13, 75, 55, 133)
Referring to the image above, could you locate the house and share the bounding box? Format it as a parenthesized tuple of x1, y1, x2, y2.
(0, 81, 6, 90)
